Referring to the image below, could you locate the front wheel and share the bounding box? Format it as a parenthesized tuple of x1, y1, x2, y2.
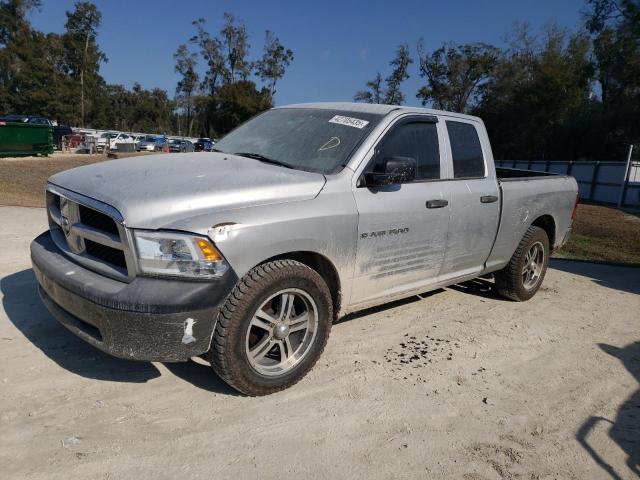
(495, 226, 549, 301)
(208, 260, 333, 396)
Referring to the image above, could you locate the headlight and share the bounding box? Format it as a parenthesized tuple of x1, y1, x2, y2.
(133, 230, 229, 278)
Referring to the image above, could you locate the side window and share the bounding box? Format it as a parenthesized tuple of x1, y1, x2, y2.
(446, 121, 485, 178)
(371, 121, 441, 181)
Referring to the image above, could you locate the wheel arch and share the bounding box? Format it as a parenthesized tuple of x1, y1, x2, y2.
(530, 214, 556, 250)
(261, 251, 342, 320)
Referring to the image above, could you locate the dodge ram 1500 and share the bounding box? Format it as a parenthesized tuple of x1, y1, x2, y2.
(31, 103, 579, 395)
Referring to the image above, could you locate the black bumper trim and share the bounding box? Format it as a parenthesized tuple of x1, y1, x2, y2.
(31, 231, 238, 362)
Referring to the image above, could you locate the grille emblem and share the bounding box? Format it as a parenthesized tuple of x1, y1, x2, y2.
(60, 214, 70, 235)
(60, 198, 72, 237)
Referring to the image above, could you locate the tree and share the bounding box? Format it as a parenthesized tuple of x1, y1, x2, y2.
(254, 30, 294, 98)
(213, 80, 271, 134)
(585, 0, 640, 104)
(99, 84, 133, 131)
(354, 44, 412, 105)
(190, 18, 227, 96)
(93, 83, 173, 133)
(174, 44, 198, 136)
(354, 73, 383, 103)
(185, 13, 292, 137)
(474, 24, 593, 159)
(416, 41, 499, 112)
(129, 83, 173, 133)
(63, 1, 106, 127)
(384, 43, 412, 104)
(220, 12, 251, 83)
(0, 0, 40, 46)
(0, 1, 77, 122)
(582, 0, 640, 157)
(0, 0, 41, 111)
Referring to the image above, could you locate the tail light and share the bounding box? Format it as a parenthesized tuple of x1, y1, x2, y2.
(571, 193, 579, 222)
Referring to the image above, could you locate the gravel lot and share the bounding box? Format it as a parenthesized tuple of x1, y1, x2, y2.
(1, 206, 638, 480)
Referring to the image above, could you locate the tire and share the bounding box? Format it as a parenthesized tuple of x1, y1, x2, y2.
(495, 226, 549, 301)
(208, 260, 333, 396)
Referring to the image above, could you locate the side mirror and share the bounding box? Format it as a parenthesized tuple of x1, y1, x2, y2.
(363, 156, 417, 187)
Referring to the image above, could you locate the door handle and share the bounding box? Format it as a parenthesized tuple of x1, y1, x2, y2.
(480, 195, 498, 203)
(426, 199, 449, 209)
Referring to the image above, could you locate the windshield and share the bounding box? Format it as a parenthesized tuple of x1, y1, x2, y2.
(197, 138, 209, 142)
(213, 108, 383, 174)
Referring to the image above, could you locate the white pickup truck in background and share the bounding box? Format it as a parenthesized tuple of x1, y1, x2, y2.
(95, 132, 135, 152)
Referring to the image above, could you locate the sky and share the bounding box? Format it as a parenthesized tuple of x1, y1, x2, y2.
(29, 0, 587, 107)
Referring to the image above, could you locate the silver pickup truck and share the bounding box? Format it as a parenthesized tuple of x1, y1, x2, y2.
(31, 103, 578, 395)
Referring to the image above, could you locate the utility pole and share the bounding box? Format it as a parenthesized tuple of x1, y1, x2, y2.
(79, 29, 92, 128)
(617, 144, 634, 208)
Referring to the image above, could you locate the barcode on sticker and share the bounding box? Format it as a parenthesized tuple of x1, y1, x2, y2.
(328, 115, 369, 129)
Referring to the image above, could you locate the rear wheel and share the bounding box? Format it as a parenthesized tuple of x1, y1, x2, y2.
(495, 226, 549, 301)
(208, 260, 332, 396)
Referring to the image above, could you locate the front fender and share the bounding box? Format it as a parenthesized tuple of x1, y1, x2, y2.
(159, 192, 359, 308)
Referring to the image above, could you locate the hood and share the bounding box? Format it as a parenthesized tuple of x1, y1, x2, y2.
(48, 152, 326, 229)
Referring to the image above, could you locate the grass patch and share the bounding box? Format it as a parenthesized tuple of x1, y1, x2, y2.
(557, 204, 640, 265)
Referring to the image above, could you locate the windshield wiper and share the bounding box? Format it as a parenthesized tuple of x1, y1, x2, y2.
(232, 152, 293, 169)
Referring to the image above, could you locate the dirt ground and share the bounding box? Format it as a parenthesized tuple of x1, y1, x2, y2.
(0, 206, 638, 480)
(0, 152, 158, 207)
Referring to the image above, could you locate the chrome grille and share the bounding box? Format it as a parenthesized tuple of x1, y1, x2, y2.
(46, 185, 135, 282)
(78, 204, 120, 235)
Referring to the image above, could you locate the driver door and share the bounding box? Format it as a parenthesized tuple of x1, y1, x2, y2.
(350, 116, 450, 306)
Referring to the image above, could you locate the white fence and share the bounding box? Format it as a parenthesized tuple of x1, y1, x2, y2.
(496, 159, 640, 207)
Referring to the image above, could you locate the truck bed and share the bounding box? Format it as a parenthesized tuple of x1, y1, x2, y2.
(484, 169, 578, 272)
(496, 167, 558, 180)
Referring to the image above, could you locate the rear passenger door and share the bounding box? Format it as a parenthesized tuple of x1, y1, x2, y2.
(351, 116, 450, 305)
(440, 120, 500, 279)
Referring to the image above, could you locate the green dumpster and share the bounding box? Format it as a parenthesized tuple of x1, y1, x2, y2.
(0, 122, 53, 157)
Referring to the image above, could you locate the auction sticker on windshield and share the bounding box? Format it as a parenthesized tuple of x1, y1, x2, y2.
(328, 115, 369, 129)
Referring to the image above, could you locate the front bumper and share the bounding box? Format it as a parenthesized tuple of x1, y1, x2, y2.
(31, 232, 238, 362)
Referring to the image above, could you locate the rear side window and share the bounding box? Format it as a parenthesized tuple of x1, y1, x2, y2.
(446, 121, 485, 178)
(374, 122, 441, 181)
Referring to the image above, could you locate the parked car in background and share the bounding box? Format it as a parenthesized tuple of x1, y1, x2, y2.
(169, 139, 194, 153)
(96, 132, 134, 152)
(136, 135, 161, 152)
(31, 102, 578, 396)
(111, 133, 134, 151)
(131, 135, 143, 148)
(53, 125, 73, 150)
(95, 133, 110, 152)
(136, 135, 155, 151)
(194, 138, 213, 152)
(155, 136, 168, 151)
(0, 114, 53, 126)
